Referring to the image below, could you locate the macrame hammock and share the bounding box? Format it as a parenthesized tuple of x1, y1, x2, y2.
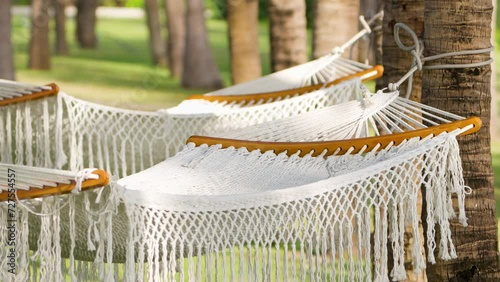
(0, 14, 383, 179)
(0, 23, 492, 282)
(0, 86, 483, 282)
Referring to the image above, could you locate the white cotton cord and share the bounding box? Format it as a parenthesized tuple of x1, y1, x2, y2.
(14, 192, 71, 217)
(446, 136, 469, 226)
(72, 168, 97, 194)
(42, 99, 53, 168)
(387, 23, 494, 98)
(24, 104, 33, 166)
(68, 196, 77, 281)
(15, 106, 24, 165)
(55, 94, 67, 169)
(338, 11, 383, 54)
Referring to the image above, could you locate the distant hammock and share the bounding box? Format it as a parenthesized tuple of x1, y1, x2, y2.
(0, 63, 381, 178)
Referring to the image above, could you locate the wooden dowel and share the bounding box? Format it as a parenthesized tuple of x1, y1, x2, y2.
(187, 117, 481, 158)
(0, 169, 109, 201)
(188, 65, 384, 105)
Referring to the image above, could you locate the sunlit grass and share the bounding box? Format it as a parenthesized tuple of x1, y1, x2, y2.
(11, 16, 272, 110)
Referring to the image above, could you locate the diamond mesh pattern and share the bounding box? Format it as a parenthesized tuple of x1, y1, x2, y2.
(0, 79, 362, 178)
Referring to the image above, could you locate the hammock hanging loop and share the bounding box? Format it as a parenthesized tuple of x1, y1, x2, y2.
(387, 22, 493, 98)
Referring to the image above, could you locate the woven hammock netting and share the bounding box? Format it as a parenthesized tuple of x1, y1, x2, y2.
(0, 90, 471, 282)
(0, 78, 363, 179)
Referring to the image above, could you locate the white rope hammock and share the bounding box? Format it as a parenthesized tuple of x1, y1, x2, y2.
(1, 19, 491, 282)
(0, 88, 480, 282)
(0, 76, 377, 178)
(0, 13, 384, 179)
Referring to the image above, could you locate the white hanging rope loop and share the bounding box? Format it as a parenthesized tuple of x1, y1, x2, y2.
(335, 11, 384, 55)
(387, 22, 494, 98)
(13, 168, 98, 217)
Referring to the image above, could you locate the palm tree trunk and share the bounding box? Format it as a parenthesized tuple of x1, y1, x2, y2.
(378, 2, 426, 281)
(165, 0, 185, 78)
(145, 0, 168, 67)
(76, 0, 98, 49)
(0, 0, 15, 80)
(422, 0, 500, 280)
(268, 0, 307, 72)
(312, 0, 359, 59)
(54, 0, 69, 55)
(227, 0, 261, 84)
(358, 0, 381, 64)
(181, 0, 224, 89)
(28, 0, 51, 70)
(378, 0, 423, 101)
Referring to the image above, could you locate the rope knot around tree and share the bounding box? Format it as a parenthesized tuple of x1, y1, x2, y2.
(386, 22, 493, 97)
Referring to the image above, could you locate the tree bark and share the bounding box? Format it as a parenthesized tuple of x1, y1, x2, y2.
(268, 0, 307, 72)
(54, 0, 69, 55)
(227, 0, 261, 84)
(28, 0, 51, 70)
(422, 0, 500, 280)
(76, 0, 98, 49)
(378, 2, 426, 281)
(181, 0, 224, 89)
(145, 0, 168, 67)
(378, 0, 423, 101)
(358, 0, 381, 64)
(312, 0, 360, 59)
(165, 0, 185, 78)
(0, 0, 15, 80)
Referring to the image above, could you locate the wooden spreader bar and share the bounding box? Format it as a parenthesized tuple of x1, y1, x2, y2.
(188, 65, 384, 105)
(0, 169, 109, 202)
(0, 83, 59, 107)
(187, 117, 482, 158)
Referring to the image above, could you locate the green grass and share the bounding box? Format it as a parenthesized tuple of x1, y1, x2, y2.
(11, 16, 272, 110)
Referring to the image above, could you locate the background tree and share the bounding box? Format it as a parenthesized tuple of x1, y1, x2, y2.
(422, 0, 500, 280)
(0, 0, 15, 80)
(54, 0, 69, 55)
(268, 0, 307, 72)
(312, 0, 359, 59)
(181, 0, 224, 89)
(145, 0, 168, 67)
(76, 0, 98, 48)
(379, 1, 425, 281)
(28, 0, 51, 70)
(165, 0, 185, 78)
(227, 0, 261, 84)
(358, 0, 381, 64)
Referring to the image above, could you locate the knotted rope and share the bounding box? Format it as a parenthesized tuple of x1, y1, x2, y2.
(331, 11, 384, 56)
(386, 23, 493, 98)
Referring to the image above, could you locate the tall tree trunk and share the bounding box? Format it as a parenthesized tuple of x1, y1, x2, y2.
(268, 0, 307, 72)
(378, 0, 423, 101)
(378, 2, 425, 281)
(145, 0, 168, 67)
(0, 0, 15, 80)
(54, 0, 69, 55)
(28, 0, 51, 70)
(76, 0, 98, 49)
(358, 0, 381, 64)
(227, 0, 261, 84)
(181, 0, 224, 89)
(165, 0, 185, 78)
(312, 0, 359, 59)
(422, 0, 500, 280)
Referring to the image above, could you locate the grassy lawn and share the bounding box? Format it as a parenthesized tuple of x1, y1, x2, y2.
(12, 16, 272, 110)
